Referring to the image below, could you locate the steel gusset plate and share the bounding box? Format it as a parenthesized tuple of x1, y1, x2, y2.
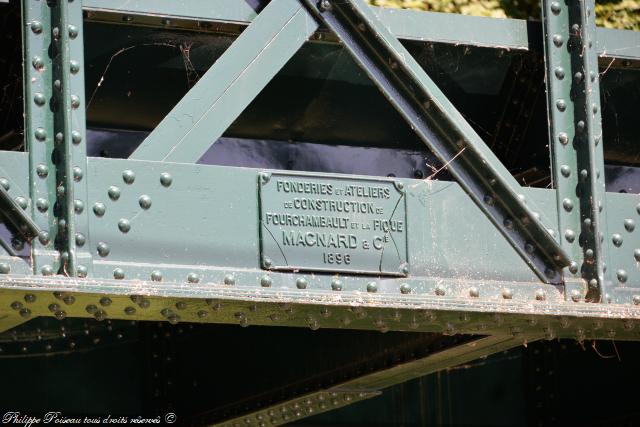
(299, 0, 570, 284)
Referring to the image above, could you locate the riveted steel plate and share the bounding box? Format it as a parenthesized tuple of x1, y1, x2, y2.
(259, 172, 408, 275)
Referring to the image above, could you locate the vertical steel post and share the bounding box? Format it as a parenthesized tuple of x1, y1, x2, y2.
(542, 0, 608, 301)
(23, 0, 91, 277)
(22, 0, 58, 275)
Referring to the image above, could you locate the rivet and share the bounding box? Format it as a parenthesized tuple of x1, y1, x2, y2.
(73, 166, 83, 181)
(108, 186, 121, 201)
(318, 0, 332, 12)
(633, 295, 640, 305)
(34, 127, 47, 141)
(68, 25, 78, 39)
(570, 289, 581, 302)
(469, 286, 479, 298)
(168, 314, 180, 325)
(590, 71, 596, 81)
(0, 178, 9, 191)
(19, 308, 31, 318)
(71, 131, 82, 144)
(97, 242, 110, 257)
(483, 194, 494, 206)
(583, 217, 592, 229)
(574, 72, 584, 83)
(54, 310, 66, 320)
(399, 283, 411, 294)
(502, 288, 513, 299)
(366, 281, 378, 293)
(63, 295, 75, 305)
(560, 165, 571, 177)
(34, 198, 48, 213)
(93, 202, 106, 217)
(259, 172, 271, 184)
(197, 310, 208, 318)
(550, 1, 561, 14)
(32, 56, 44, 70)
(74, 199, 84, 214)
(552, 35, 563, 47)
(70, 95, 80, 109)
(617, 269, 628, 283)
(568, 261, 578, 274)
(12, 238, 24, 251)
(38, 230, 50, 245)
(139, 299, 150, 309)
(296, 277, 308, 289)
(57, 186, 66, 198)
(123, 306, 136, 315)
(331, 278, 343, 291)
(577, 121, 586, 133)
(75, 232, 85, 246)
(612, 234, 623, 247)
(31, 20, 43, 33)
(34, 93, 46, 106)
(86, 304, 98, 314)
(624, 219, 635, 232)
(585, 248, 594, 260)
(634, 249, 640, 262)
(24, 294, 36, 303)
(160, 172, 173, 187)
(122, 170, 135, 184)
(118, 218, 131, 233)
(187, 273, 200, 283)
(54, 80, 62, 92)
(589, 278, 598, 289)
(554, 67, 565, 80)
(260, 275, 272, 287)
(592, 104, 598, 114)
(525, 243, 535, 253)
(434, 285, 445, 296)
(224, 274, 235, 285)
(94, 310, 107, 322)
(99, 297, 112, 306)
(503, 217, 514, 230)
(10, 301, 22, 310)
(150, 271, 162, 282)
(113, 268, 125, 280)
(138, 195, 152, 209)
(535, 289, 546, 301)
(41, 265, 54, 276)
(48, 303, 59, 312)
(70, 60, 80, 74)
(562, 198, 573, 212)
(262, 257, 272, 268)
(558, 132, 568, 144)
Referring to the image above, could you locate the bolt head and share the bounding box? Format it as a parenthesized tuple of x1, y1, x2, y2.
(160, 172, 173, 187)
(260, 275, 272, 287)
(118, 218, 131, 233)
(122, 170, 135, 184)
(113, 268, 125, 280)
(296, 277, 308, 289)
(366, 282, 378, 293)
(93, 202, 106, 217)
(97, 242, 110, 257)
(138, 195, 152, 210)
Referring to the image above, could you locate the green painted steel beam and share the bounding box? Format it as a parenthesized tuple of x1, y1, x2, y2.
(299, 0, 569, 284)
(541, 0, 608, 301)
(129, 0, 318, 163)
(214, 334, 528, 426)
(81, 0, 640, 61)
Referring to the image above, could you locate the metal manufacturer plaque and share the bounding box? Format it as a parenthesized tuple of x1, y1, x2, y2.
(259, 172, 408, 276)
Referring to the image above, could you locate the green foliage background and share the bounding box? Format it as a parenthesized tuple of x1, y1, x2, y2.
(365, 0, 640, 30)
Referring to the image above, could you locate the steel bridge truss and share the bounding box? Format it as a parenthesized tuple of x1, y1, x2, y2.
(1, 0, 640, 424)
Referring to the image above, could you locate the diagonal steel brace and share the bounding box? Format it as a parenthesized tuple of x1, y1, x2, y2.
(300, 0, 570, 283)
